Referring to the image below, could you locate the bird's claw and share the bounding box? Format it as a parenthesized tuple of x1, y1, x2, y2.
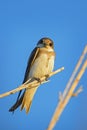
(34, 77, 42, 84)
(45, 74, 49, 81)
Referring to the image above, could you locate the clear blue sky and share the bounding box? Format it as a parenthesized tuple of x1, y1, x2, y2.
(0, 0, 87, 130)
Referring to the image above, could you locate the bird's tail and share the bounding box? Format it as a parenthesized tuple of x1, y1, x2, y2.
(9, 92, 24, 112)
(9, 87, 38, 114)
(21, 87, 38, 113)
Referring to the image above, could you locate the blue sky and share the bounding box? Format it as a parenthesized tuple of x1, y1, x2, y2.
(0, 0, 87, 130)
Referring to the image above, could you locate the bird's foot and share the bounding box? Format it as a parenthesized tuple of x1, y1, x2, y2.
(34, 77, 42, 84)
(45, 74, 49, 81)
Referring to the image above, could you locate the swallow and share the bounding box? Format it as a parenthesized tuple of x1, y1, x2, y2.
(9, 37, 55, 114)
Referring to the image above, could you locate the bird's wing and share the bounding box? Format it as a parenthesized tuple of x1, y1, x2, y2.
(23, 47, 40, 83)
(17, 47, 40, 101)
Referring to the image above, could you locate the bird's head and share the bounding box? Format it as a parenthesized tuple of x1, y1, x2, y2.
(37, 37, 54, 50)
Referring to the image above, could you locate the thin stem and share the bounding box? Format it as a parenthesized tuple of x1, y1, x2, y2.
(0, 67, 64, 98)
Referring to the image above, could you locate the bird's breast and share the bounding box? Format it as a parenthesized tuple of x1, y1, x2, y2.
(29, 52, 55, 78)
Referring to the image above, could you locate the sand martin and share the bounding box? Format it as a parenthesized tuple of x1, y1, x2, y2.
(9, 37, 55, 114)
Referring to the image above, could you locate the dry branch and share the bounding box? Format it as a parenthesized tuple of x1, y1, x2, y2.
(72, 86, 83, 97)
(62, 45, 87, 99)
(47, 57, 87, 130)
(0, 67, 64, 98)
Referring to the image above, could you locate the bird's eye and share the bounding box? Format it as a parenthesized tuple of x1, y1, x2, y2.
(49, 43, 53, 46)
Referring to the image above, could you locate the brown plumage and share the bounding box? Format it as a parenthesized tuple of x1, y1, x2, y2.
(9, 37, 55, 114)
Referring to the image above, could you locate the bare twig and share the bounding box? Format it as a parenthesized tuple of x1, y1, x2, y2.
(47, 60, 87, 130)
(62, 45, 87, 99)
(72, 86, 83, 97)
(0, 67, 64, 98)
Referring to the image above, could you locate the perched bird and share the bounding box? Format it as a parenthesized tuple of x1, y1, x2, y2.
(9, 37, 55, 114)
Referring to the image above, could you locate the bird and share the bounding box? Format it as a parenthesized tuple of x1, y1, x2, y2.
(9, 37, 55, 114)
